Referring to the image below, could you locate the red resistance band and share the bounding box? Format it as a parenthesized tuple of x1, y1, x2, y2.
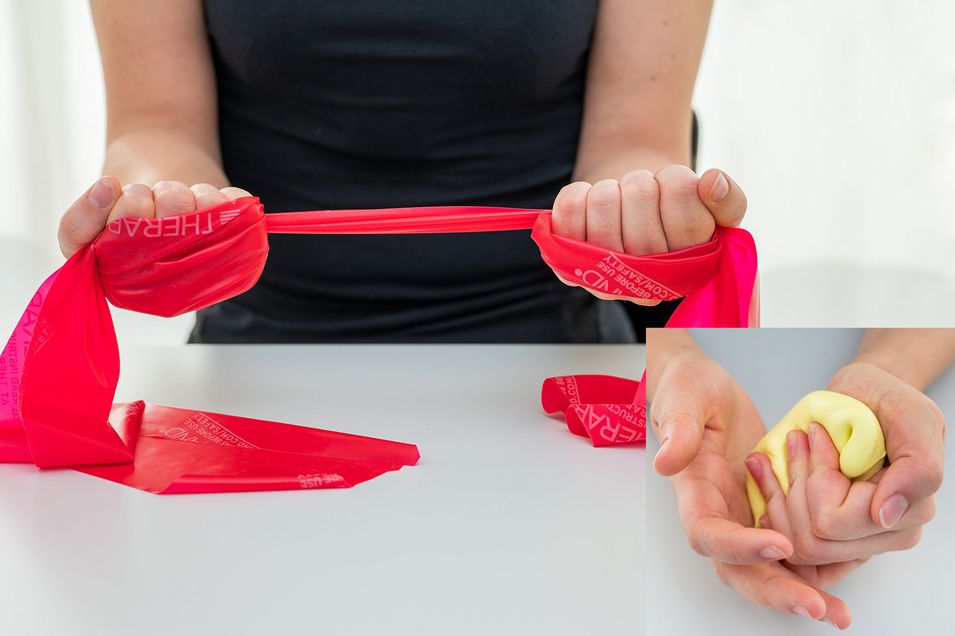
(0, 197, 757, 493)
(541, 375, 646, 447)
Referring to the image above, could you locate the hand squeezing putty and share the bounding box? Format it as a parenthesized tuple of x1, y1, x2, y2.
(746, 390, 887, 527)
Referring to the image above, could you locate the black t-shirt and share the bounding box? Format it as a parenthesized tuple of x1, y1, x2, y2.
(193, 0, 675, 343)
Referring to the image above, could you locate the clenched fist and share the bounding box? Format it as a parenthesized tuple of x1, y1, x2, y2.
(550, 166, 747, 305)
(58, 177, 251, 258)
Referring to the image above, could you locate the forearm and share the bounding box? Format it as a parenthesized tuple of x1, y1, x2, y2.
(850, 328, 955, 391)
(574, 0, 707, 184)
(104, 127, 228, 188)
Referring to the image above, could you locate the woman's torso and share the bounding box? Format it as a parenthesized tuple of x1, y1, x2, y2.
(196, 0, 666, 343)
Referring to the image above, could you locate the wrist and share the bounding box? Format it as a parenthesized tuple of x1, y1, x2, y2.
(848, 351, 924, 391)
(827, 362, 907, 406)
(849, 329, 955, 391)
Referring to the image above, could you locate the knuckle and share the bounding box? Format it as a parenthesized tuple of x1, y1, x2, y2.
(587, 179, 621, 209)
(554, 182, 590, 213)
(153, 184, 195, 211)
(153, 180, 187, 192)
(751, 580, 777, 608)
(655, 165, 699, 199)
(920, 457, 945, 494)
(221, 186, 251, 199)
(791, 535, 820, 562)
(720, 201, 747, 226)
(712, 560, 732, 587)
(898, 528, 923, 551)
(686, 531, 708, 557)
(655, 164, 699, 197)
(57, 222, 78, 248)
(122, 182, 151, 197)
(660, 210, 714, 245)
(557, 181, 587, 198)
(119, 192, 153, 211)
(810, 512, 837, 540)
(59, 211, 89, 241)
(785, 554, 808, 566)
(881, 393, 908, 423)
(925, 397, 946, 438)
(621, 170, 658, 197)
(734, 187, 749, 211)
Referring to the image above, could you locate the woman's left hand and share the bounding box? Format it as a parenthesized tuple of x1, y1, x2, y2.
(549, 166, 747, 305)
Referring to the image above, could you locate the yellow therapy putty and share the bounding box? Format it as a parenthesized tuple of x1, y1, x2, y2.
(746, 390, 886, 527)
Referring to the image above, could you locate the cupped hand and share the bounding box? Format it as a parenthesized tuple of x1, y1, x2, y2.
(650, 345, 792, 563)
(58, 178, 251, 257)
(826, 362, 944, 535)
(751, 363, 945, 547)
(550, 166, 746, 305)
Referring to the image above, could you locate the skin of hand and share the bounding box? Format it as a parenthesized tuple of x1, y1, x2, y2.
(549, 167, 747, 305)
(648, 329, 857, 628)
(745, 330, 949, 549)
(821, 362, 944, 535)
(57, 179, 251, 257)
(732, 363, 945, 630)
(713, 557, 860, 630)
(746, 425, 924, 565)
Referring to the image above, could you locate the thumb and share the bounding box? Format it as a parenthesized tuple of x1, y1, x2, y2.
(871, 455, 944, 530)
(870, 401, 945, 529)
(698, 168, 747, 228)
(58, 176, 122, 257)
(651, 374, 708, 476)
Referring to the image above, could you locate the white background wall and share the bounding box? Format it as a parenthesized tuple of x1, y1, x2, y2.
(697, 1, 955, 276)
(1, 0, 953, 338)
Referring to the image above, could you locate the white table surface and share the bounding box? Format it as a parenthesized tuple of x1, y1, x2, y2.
(646, 329, 955, 636)
(0, 344, 645, 636)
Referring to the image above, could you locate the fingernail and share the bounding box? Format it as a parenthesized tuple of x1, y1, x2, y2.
(793, 606, 811, 618)
(709, 171, 729, 202)
(823, 617, 839, 629)
(879, 494, 909, 529)
(88, 178, 115, 209)
(758, 515, 771, 529)
(745, 455, 762, 481)
(760, 545, 786, 560)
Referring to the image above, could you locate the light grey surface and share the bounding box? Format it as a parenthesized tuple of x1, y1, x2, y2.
(0, 344, 645, 636)
(760, 265, 955, 327)
(646, 329, 955, 635)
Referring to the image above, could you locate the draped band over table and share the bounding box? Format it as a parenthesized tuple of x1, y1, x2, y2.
(0, 197, 758, 492)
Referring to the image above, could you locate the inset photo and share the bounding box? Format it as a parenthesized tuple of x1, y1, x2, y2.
(645, 328, 954, 634)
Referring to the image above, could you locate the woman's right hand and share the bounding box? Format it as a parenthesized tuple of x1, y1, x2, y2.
(57, 177, 251, 258)
(550, 167, 747, 305)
